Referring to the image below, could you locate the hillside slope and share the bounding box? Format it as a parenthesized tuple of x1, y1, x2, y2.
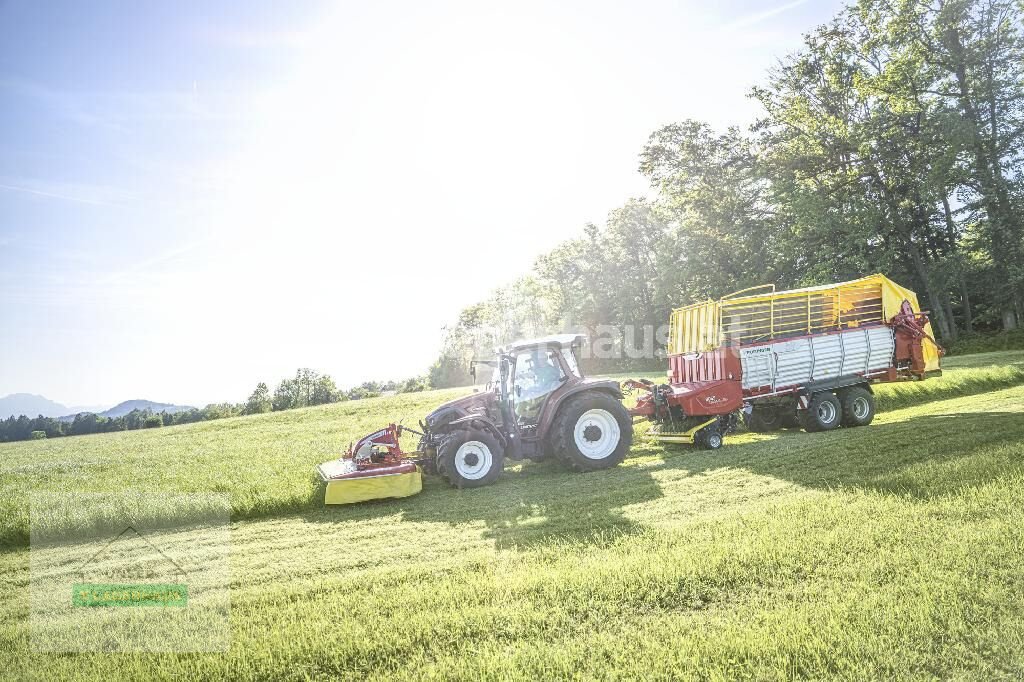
(96, 399, 195, 418)
(2, 359, 1024, 678)
(1, 352, 1022, 545)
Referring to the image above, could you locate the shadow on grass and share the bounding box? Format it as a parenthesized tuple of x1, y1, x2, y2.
(873, 366, 1024, 412)
(303, 458, 665, 551)
(302, 410, 1024, 550)
(649, 410, 1024, 500)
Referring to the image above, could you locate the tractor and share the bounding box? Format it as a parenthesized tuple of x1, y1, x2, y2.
(317, 334, 634, 503)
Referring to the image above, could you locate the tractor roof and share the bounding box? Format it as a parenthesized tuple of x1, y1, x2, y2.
(505, 334, 585, 353)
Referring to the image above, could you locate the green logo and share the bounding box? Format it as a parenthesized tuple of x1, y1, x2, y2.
(72, 583, 188, 608)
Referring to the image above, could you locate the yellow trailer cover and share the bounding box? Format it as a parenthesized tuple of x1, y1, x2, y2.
(668, 274, 940, 372)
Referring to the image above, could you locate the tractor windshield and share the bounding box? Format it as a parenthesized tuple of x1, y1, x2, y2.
(512, 349, 565, 422)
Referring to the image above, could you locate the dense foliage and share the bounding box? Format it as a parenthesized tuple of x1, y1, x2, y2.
(431, 0, 1024, 385)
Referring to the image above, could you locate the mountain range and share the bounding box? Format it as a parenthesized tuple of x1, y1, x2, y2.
(0, 393, 194, 420)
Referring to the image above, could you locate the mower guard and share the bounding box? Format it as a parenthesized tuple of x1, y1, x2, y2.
(317, 423, 426, 505)
(317, 459, 422, 505)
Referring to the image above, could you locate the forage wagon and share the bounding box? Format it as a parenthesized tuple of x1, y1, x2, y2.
(626, 273, 943, 448)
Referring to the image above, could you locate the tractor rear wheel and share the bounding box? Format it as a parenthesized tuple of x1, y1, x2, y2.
(551, 392, 633, 472)
(799, 392, 842, 433)
(839, 386, 875, 427)
(437, 429, 504, 488)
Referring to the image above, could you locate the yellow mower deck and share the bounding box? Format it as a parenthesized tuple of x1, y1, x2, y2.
(318, 460, 423, 505)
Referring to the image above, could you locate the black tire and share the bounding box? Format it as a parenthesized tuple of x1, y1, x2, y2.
(436, 429, 504, 488)
(839, 386, 875, 427)
(799, 392, 842, 433)
(696, 427, 723, 450)
(551, 392, 633, 472)
(779, 405, 801, 429)
(748, 405, 782, 432)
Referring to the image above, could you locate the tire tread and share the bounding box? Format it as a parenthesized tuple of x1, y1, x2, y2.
(550, 392, 633, 472)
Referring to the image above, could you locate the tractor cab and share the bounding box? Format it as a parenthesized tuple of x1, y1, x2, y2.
(472, 334, 586, 428)
(506, 336, 583, 425)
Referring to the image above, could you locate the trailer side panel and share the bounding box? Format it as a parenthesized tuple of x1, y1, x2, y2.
(739, 325, 895, 393)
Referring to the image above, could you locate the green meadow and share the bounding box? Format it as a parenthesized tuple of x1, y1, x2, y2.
(2, 350, 1024, 679)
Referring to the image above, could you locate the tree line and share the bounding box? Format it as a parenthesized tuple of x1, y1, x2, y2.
(239, 369, 428, 415)
(0, 407, 214, 442)
(0, 369, 429, 443)
(430, 0, 1024, 386)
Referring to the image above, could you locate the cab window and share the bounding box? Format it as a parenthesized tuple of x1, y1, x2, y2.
(512, 349, 564, 422)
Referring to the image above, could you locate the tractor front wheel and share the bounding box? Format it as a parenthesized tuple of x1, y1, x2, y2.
(551, 392, 633, 472)
(437, 429, 504, 488)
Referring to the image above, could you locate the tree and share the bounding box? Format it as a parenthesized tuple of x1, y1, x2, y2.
(244, 382, 272, 415)
(272, 377, 301, 411)
(311, 375, 338, 405)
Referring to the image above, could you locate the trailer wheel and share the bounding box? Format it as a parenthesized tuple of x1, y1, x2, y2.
(437, 429, 504, 488)
(839, 386, 875, 427)
(697, 428, 723, 450)
(799, 392, 842, 432)
(748, 405, 782, 432)
(551, 392, 633, 472)
(780, 406, 801, 429)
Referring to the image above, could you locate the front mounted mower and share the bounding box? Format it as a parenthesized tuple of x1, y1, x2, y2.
(317, 334, 634, 504)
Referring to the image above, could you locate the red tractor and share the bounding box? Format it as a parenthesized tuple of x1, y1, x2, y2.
(317, 334, 634, 504)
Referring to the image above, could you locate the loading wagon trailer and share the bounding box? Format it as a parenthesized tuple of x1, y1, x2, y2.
(628, 274, 943, 446)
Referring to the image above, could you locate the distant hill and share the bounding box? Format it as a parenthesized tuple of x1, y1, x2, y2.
(0, 394, 195, 421)
(0, 393, 71, 419)
(98, 400, 195, 418)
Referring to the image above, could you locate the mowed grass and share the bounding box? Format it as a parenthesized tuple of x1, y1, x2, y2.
(3, 368, 1024, 678)
(1, 351, 1023, 546)
(0, 388, 473, 545)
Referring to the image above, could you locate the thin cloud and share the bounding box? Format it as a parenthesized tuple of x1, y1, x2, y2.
(0, 181, 122, 206)
(0, 78, 242, 127)
(721, 0, 809, 31)
(99, 235, 217, 285)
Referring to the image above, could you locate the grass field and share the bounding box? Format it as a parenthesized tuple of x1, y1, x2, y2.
(1, 351, 1022, 546)
(3, 350, 1024, 679)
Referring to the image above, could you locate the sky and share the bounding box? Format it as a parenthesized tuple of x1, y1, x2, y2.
(0, 0, 845, 408)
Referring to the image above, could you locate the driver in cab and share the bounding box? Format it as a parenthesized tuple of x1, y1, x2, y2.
(515, 350, 562, 420)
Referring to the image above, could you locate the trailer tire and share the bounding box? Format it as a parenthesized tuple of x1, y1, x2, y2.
(697, 428, 723, 450)
(437, 429, 504, 489)
(799, 392, 842, 432)
(780, 406, 801, 429)
(551, 392, 633, 472)
(839, 386, 875, 427)
(748, 405, 782, 432)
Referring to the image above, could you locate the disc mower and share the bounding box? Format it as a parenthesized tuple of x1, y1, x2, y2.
(316, 334, 634, 505)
